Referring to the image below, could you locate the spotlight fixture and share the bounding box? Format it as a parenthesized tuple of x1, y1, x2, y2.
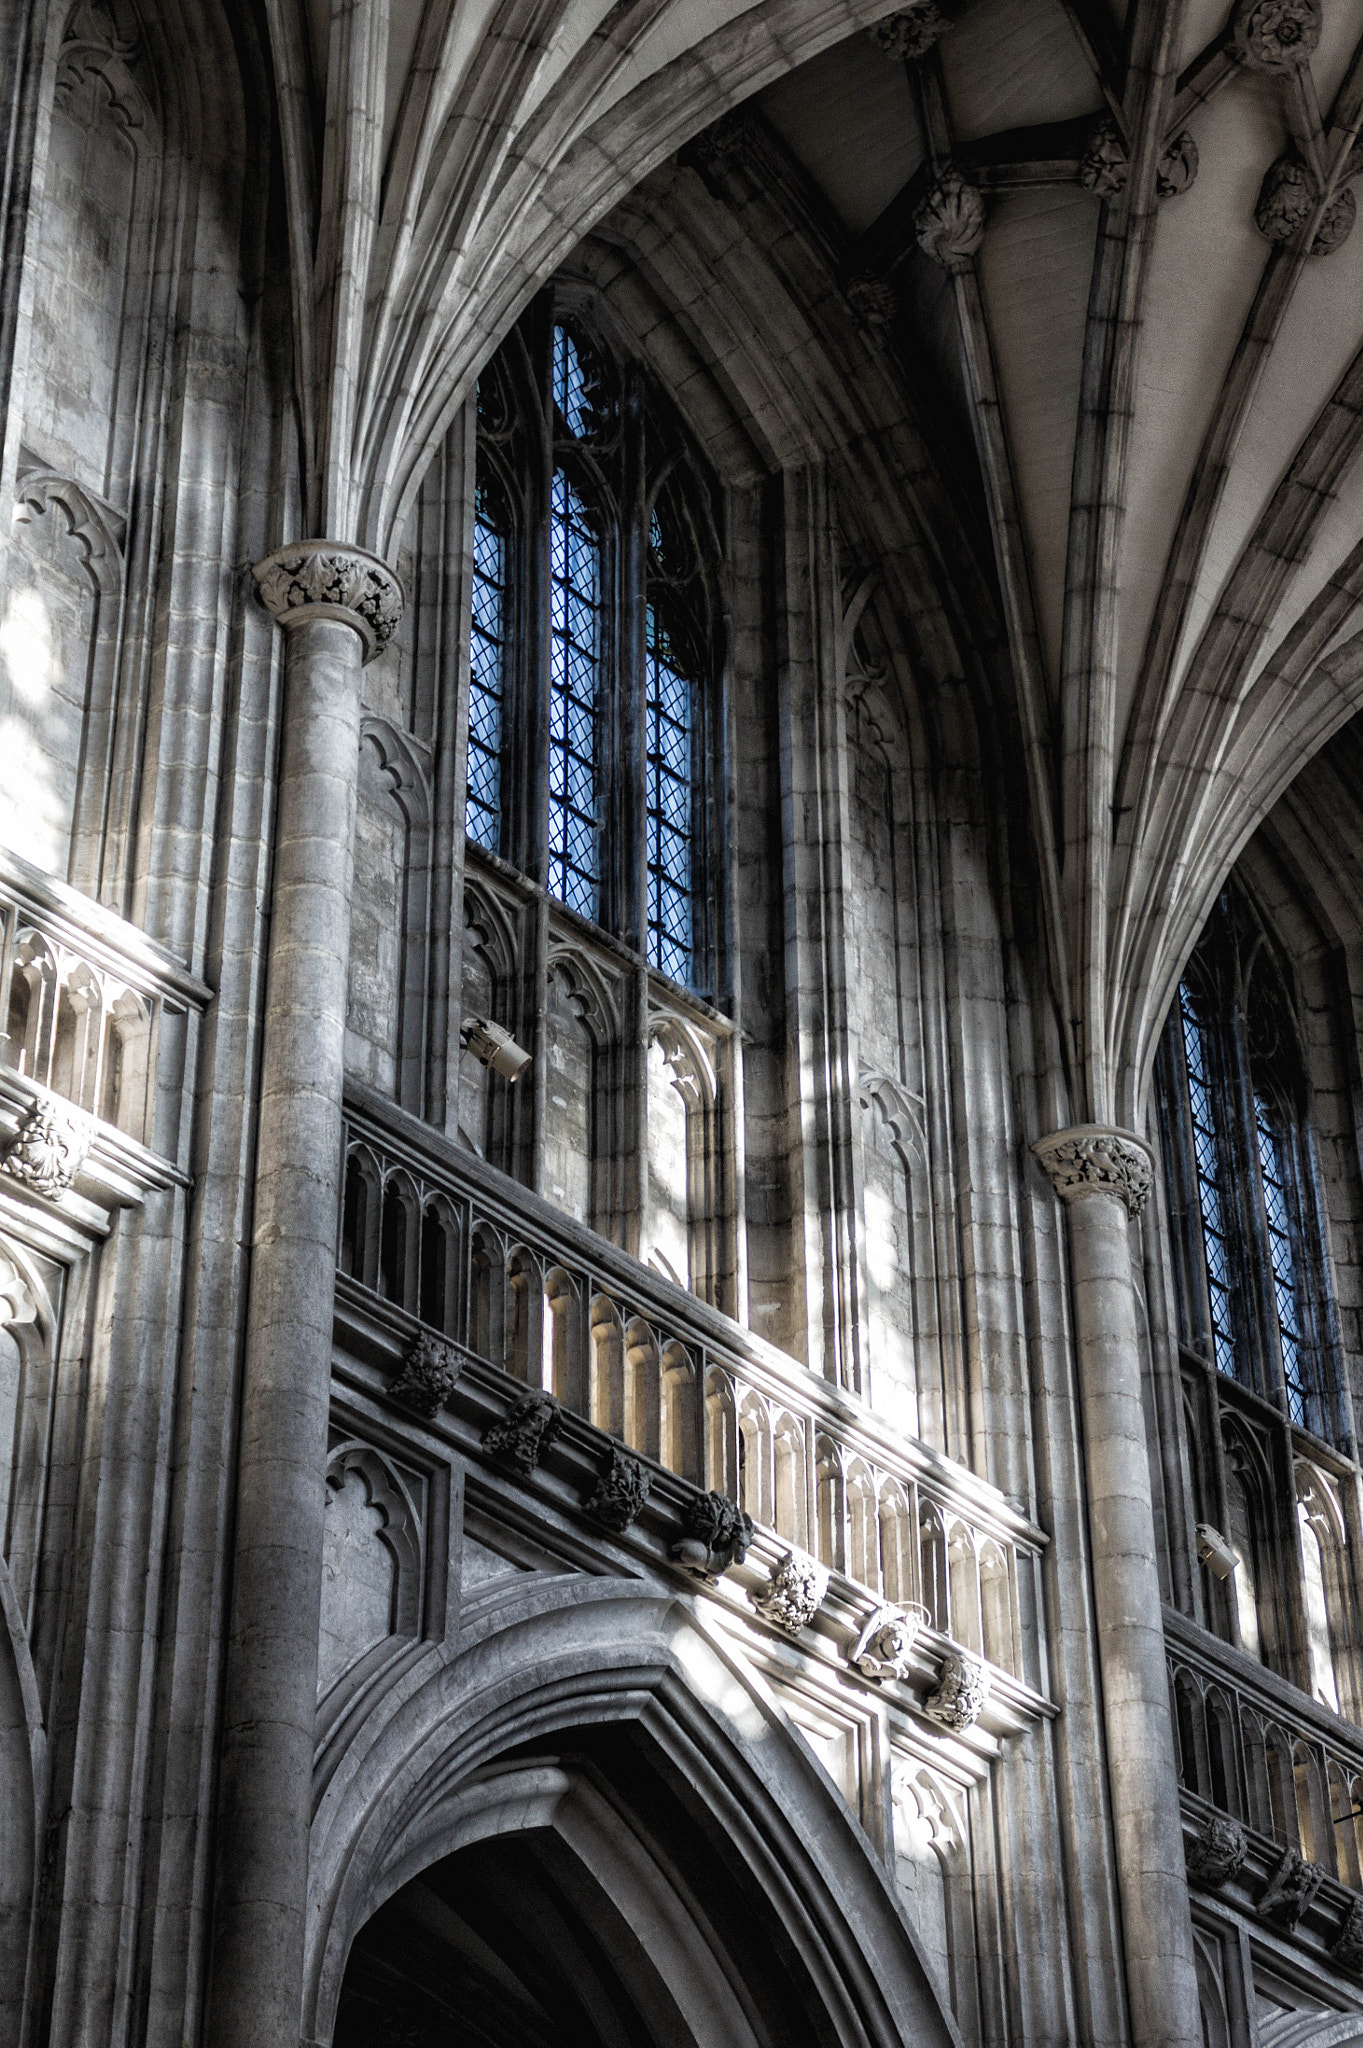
(1194, 1522, 1240, 1581)
(460, 1016, 532, 1082)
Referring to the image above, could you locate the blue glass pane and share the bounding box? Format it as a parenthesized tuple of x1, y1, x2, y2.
(1179, 986, 1240, 1380)
(1254, 1092, 1316, 1427)
(466, 484, 506, 851)
(553, 326, 593, 438)
(548, 469, 600, 918)
(646, 605, 695, 983)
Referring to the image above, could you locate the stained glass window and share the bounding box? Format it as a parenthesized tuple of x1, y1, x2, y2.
(645, 605, 694, 982)
(548, 468, 601, 918)
(467, 477, 508, 852)
(554, 324, 593, 438)
(1255, 1093, 1312, 1426)
(1179, 983, 1239, 1380)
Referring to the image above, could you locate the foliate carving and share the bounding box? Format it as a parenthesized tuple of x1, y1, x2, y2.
(687, 113, 753, 173)
(914, 169, 985, 269)
(1233, 0, 1321, 70)
(1333, 1896, 1363, 1973)
(387, 1331, 461, 1418)
(671, 1490, 754, 1576)
(754, 1548, 830, 1637)
(868, 2, 950, 60)
(1158, 131, 1199, 198)
(2, 1098, 93, 1198)
(1080, 116, 1128, 198)
(1255, 155, 1356, 254)
(481, 1390, 562, 1475)
(583, 1445, 652, 1533)
(1032, 1125, 1154, 1216)
(924, 1650, 990, 1729)
(1185, 1812, 1247, 1886)
(850, 1602, 930, 1681)
(252, 541, 405, 662)
(1259, 1847, 1324, 1926)
(846, 273, 898, 332)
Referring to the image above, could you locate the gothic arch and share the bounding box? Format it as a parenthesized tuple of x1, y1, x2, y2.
(305, 1582, 958, 2048)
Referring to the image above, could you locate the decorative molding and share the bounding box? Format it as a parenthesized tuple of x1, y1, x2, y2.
(858, 1069, 927, 1166)
(13, 468, 125, 592)
(2, 1097, 94, 1198)
(867, 3, 950, 60)
(850, 1601, 929, 1682)
(1255, 154, 1355, 254)
(1080, 117, 1128, 198)
(582, 1445, 651, 1532)
(1258, 1847, 1325, 1926)
(387, 1331, 461, 1418)
(1185, 1811, 1247, 1886)
(1232, 0, 1321, 71)
(1333, 1896, 1363, 1974)
(754, 1548, 830, 1637)
(913, 169, 985, 270)
(845, 273, 897, 333)
(670, 1489, 754, 1576)
(924, 1650, 990, 1729)
(481, 1389, 562, 1474)
(252, 541, 405, 663)
(686, 113, 753, 174)
(1031, 1124, 1154, 1216)
(1078, 118, 1198, 201)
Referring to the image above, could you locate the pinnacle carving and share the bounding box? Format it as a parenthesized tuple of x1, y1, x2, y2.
(850, 1601, 929, 1681)
(1032, 1125, 1154, 1216)
(868, 2, 950, 60)
(754, 1548, 829, 1636)
(252, 541, 405, 663)
(583, 1445, 651, 1532)
(481, 1389, 562, 1474)
(1233, 0, 1321, 70)
(1333, 1895, 1363, 1973)
(1255, 154, 1356, 254)
(914, 168, 985, 269)
(670, 1489, 754, 1576)
(846, 273, 898, 332)
(924, 1649, 989, 1729)
(1258, 1846, 1324, 1926)
(2, 1097, 93, 1198)
(387, 1331, 462, 1418)
(1185, 1811, 1247, 1886)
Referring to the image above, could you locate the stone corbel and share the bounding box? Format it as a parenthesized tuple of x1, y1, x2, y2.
(1031, 1123, 1154, 1217)
(252, 540, 405, 663)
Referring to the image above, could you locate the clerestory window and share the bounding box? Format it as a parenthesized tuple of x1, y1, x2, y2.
(464, 307, 718, 994)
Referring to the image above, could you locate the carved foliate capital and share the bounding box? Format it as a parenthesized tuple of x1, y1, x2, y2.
(924, 1650, 989, 1729)
(387, 1331, 461, 1418)
(754, 1548, 830, 1637)
(1255, 154, 1355, 254)
(868, 2, 950, 60)
(1185, 1811, 1247, 1886)
(2, 1096, 93, 1198)
(1032, 1124, 1154, 1217)
(1259, 1846, 1324, 1926)
(583, 1445, 651, 1533)
(1333, 1895, 1363, 1973)
(252, 540, 405, 663)
(1233, 0, 1320, 70)
(914, 168, 985, 269)
(482, 1389, 562, 1474)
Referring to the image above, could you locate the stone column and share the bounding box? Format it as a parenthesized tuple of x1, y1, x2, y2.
(209, 543, 403, 2048)
(1032, 1125, 1201, 2048)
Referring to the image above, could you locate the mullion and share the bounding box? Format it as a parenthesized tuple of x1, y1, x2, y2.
(645, 604, 694, 983)
(1179, 985, 1240, 1381)
(548, 467, 601, 918)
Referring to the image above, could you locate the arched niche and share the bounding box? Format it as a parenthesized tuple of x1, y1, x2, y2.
(457, 877, 518, 1161)
(346, 719, 431, 1109)
(305, 1586, 958, 2048)
(543, 946, 618, 1235)
(319, 1445, 423, 1701)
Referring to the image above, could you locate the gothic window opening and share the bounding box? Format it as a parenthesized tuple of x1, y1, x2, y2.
(467, 470, 509, 854)
(645, 602, 695, 983)
(547, 466, 602, 919)
(1158, 884, 1358, 1722)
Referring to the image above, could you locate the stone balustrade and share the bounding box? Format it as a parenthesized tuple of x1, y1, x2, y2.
(339, 1081, 1047, 1691)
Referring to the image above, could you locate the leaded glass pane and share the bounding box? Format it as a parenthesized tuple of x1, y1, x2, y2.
(1179, 985, 1240, 1380)
(646, 605, 695, 984)
(467, 479, 507, 851)
(553, 325, 593, 438)
(548, 468, 600, 918)
(1255, 1093, 1313, 1426)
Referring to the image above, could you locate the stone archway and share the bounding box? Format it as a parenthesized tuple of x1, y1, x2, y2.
(308, 1580, 960, 2048)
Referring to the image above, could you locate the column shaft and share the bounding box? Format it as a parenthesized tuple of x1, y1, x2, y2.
(209, 607, 366, 2048)
(1042, 1128, 1201, 2048)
